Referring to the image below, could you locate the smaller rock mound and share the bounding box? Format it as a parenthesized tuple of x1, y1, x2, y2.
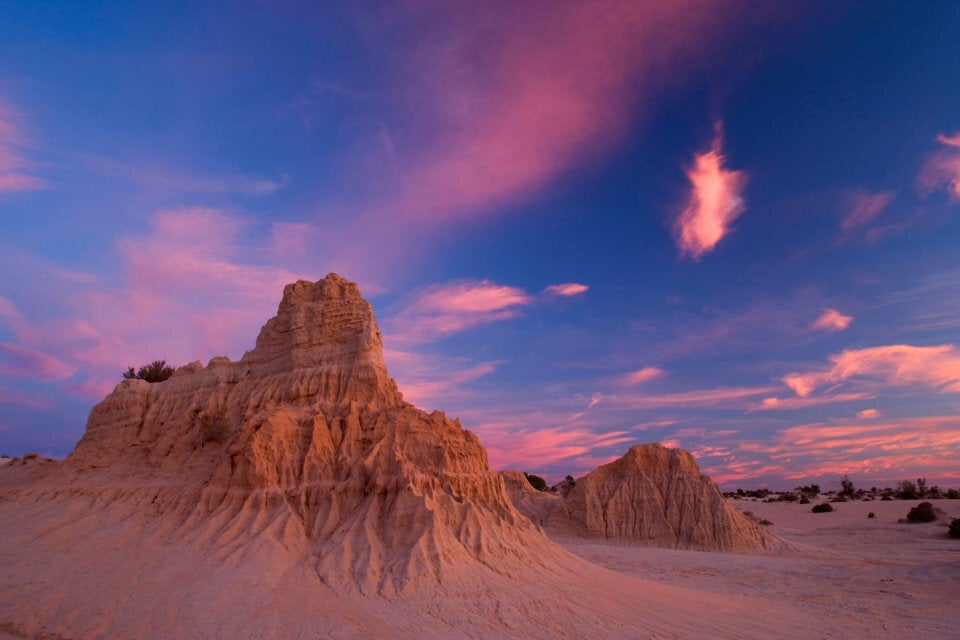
(505, 443, 785, 552)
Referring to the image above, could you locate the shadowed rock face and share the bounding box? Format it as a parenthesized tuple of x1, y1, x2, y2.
(45, 275, 551, 595)
(504, 444, 784, 552)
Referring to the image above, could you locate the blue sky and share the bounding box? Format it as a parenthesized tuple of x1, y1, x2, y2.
(2, 1, 959, 489)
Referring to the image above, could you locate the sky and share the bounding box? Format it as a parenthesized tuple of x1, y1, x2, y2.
(1, 1, 959, 490)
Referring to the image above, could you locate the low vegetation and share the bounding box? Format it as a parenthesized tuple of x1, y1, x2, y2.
(196, 409, 231, 447)
(905, 502, 939, 523)
(950, 519, 960, 539)
(725, 477, 960, 503)
(811, 503, 834, 513)
(524, 473, 548, 492)
(123, 360, 175, 383)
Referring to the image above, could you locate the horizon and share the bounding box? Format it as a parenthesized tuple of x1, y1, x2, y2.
(2, 2, 959, 491)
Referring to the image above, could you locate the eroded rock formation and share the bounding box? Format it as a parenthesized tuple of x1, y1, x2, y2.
(9, 275, 550, 596)
(504, 443, 784, 552)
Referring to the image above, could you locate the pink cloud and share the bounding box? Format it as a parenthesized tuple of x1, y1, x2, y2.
(839, 190, 895, 233)
(918, 130, 960, 200)
(673, 123, 748, 261)
(542, 283, 589, 297)
(388, 3, 763, 223)
(856, 409, 881, 419)
(384, 277, 591, 346)
(783, 344, 960, 397)
(0, 343, 76, 382)
(0, 98, 46, 194)
(702, 415, 960, 487)
(623, 366, 665, 386)
(0, 208, 303, 400)
(386, 280, 531, 344)
(603, 384, 778, 410)
(382, 347, 500, 410)
(752, 392, 872, 411)
(479, 422, 635, 472)
(811, 308, 852, 332)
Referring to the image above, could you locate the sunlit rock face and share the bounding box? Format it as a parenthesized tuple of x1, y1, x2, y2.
(504, 443, 785, 552)
(11, 274, 558, 599)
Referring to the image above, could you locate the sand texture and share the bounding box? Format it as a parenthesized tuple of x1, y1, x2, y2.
(1, 275, 957, 639)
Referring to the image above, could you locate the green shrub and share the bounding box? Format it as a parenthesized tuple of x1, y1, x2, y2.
(811, 503, 834, 513)
(906, 502, 938, 523)
(524, 473, 548, 492)
(123, 360, 175, 383)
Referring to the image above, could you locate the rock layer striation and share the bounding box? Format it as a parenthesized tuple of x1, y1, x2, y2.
(504, 443, 784, 552)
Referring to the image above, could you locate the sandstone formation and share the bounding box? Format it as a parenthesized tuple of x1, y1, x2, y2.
(504, 443, 785, 552)
(0, 275, 805, 639)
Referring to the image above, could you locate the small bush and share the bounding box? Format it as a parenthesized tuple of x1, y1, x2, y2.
(196, 409, 230, 447)
(949, 519, 960, 539)
(811, 503, 834, 513)
(123, 360, 175, 383)
(868, 512, 876, 519)
(759, 519, 774, 526)
(946, 489, 960, 500)
(799, 496, 810, 504)
(905, 502, 938, 523)
(524, 473, 548, 492)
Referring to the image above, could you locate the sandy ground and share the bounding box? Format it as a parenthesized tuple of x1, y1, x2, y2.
(1, 490, 957, 638)
(558, 498, 960, 639)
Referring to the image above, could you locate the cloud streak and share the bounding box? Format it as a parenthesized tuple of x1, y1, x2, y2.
(918, 130, 960, 200)
(811, 308, 852, 332)
(673, 123, 748, 260)
(783, 344, 960, 397)
(839, 190, 895, 234)
(0, 98, 46, 194)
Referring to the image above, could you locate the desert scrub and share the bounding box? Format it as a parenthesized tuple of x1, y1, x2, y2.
(905, 502, 939, 523)
(122, 360, 175, 383)
(524, 473, 547, 492)
(811, 503, 834, 513)
(950, 519, 960, 539)
(196, 409, 231, 447)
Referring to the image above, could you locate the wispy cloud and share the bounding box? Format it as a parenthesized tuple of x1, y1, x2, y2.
(386, 4, 760, 223)
(783, 343, 960, 397)
(623, 366, 665, 386)
(811, 308, 852, 332)
(0, 208, 301, 399)
(82, 154, 288, 198)
(918, 130, 960, 200)
(0, 343, 76, 382)
(0, 98, 46, 194)
(752, 392, 873, 411)
(385, 280, 532, 345)
(479, 421, 636, 472)
(673, 123, 747, 261)
(542, 283, 589, 297)
(840, 190, 895, 232)
(602, 385, 778, 410)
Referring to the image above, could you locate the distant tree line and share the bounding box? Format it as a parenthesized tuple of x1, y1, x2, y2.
(725, 476, 960, 502)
